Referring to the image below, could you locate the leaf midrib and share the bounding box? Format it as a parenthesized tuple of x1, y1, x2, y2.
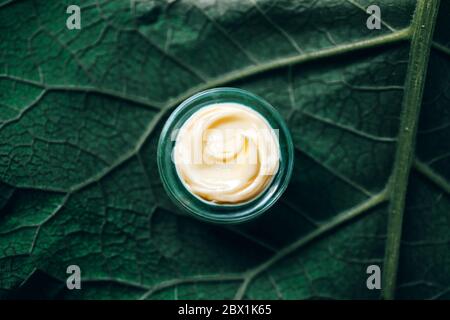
(382, 0, 441, 300)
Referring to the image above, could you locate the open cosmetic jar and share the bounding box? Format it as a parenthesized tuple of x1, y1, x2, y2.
(157, 88, 294, 224)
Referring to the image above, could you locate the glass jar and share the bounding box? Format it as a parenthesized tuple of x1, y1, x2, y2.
(157, 87, 294, 224)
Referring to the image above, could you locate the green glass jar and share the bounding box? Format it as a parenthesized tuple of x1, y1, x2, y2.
(157, 88, 294, 224)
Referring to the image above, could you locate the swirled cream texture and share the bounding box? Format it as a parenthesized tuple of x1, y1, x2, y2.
(174, 103, 280, 204)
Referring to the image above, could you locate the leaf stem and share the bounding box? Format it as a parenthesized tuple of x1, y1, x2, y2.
(163, 28, 411, 111)
(382, 0, 440, 300)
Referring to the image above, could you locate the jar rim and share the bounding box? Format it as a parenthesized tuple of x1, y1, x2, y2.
(157, 87, 294, 224)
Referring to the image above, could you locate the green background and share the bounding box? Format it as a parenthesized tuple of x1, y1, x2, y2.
(0, 0, 449, 299)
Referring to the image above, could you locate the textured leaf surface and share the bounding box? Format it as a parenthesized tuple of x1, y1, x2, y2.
(0, 0, 449, 299)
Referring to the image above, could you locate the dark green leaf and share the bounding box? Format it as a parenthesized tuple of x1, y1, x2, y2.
(0, 0, 448, 300)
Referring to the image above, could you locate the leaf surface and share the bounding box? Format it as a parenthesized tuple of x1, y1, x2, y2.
(0, 0, 448, 299)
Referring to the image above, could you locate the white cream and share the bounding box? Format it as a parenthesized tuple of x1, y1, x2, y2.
(174, 103, 280, 204)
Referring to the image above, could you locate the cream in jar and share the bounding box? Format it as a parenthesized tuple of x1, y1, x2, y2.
(173, 103, 280, 204)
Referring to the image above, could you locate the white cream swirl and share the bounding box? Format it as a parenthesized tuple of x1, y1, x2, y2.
(174, 103, 280, 204)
